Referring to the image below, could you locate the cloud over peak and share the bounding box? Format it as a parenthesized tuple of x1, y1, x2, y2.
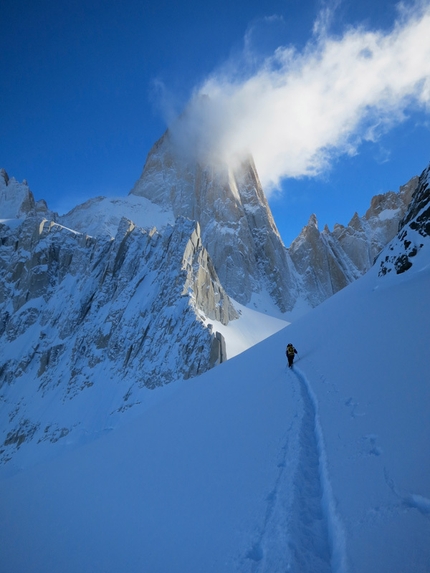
(168, 2, 430, 194)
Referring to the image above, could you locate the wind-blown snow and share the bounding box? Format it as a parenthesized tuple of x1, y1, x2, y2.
(0, 231, 429, 572)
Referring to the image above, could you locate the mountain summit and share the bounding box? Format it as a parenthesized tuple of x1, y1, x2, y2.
(130, 125, 417, 315)
(130, 129, 299, 313)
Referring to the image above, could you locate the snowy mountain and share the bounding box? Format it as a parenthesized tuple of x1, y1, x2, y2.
(131, 130, 300, 313)
(284, 175, 417, 307)
(378, 162, 430, 275)
(0, 168, 55, 220)
(332, 175, 418, 274)
(0, 163, 429, 573)
(0, 169, 287, 470)
(0, 152, 423, 472)
(0, 212, 237, 462)
(131, 125, 417, 313)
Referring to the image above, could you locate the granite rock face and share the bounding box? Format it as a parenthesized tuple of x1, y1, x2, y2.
(332, 177, 418, 272)
(288, 177, 418, 307)
(131, 130, 417, 312)
(131, 133, 299, 312)
(0, 213, 234, 386)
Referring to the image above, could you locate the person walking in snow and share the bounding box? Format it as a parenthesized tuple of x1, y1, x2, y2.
(286, 343, 298, 368)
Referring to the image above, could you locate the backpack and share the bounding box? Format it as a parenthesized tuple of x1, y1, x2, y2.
(286, 345, 295, 356)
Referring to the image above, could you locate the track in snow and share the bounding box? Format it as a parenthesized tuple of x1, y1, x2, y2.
(243, 366, 347, 573)
(288, 367, 333, 573)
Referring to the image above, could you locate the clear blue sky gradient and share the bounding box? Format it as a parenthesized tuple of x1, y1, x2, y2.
(1, 0, 430, 245)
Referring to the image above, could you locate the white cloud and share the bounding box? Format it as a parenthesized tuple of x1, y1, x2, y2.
(171, 2, 430, 194)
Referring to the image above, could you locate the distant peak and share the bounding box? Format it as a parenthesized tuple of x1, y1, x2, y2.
(0, 168, 9, 186)
(307, 214, 318, 228)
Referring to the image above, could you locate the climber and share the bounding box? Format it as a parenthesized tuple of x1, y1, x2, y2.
(286, 343, 298, 368)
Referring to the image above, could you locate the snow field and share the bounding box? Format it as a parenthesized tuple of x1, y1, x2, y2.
(58, 194, 175, 237)
(0, 347, 298, 573)
(0, 239, 429, 572)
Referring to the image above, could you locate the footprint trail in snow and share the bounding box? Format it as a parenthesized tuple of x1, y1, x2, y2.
(289, 367, 348, 573)
(243, 367, 347, 573)
(288, 368, 332, 572)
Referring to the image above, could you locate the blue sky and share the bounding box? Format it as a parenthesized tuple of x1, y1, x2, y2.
(1, 0, 430, 245)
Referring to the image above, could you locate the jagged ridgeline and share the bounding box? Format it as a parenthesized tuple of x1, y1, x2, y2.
(130, 125, 418, 309)
(0, 140, 427, 470)
(0, 166, 237, 467)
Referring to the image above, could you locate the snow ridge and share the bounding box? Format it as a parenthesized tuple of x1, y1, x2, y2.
(292, 367, 348, 573)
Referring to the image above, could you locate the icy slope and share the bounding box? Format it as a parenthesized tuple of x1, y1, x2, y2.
(1, 220, 429, 573)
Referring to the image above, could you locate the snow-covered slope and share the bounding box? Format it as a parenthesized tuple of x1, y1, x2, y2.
(58, 193, 174, 237)
(1, 195, 429, 572)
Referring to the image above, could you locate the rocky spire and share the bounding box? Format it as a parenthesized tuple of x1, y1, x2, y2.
(0, 168, 10, 186)
(130, 129, 298, 312)
(0, 170, 55, 220)
(0, 170, 36, 218)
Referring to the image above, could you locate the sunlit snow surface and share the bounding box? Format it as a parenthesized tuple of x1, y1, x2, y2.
(1, 243, 429, 572)
(58, 194, 175, 237)
(208, 301, 290, 358)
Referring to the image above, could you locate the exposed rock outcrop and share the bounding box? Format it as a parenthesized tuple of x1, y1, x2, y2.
(289, 214, 356, 307)
(332, 177, 418, 272)
(378, 164, 430, 276)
